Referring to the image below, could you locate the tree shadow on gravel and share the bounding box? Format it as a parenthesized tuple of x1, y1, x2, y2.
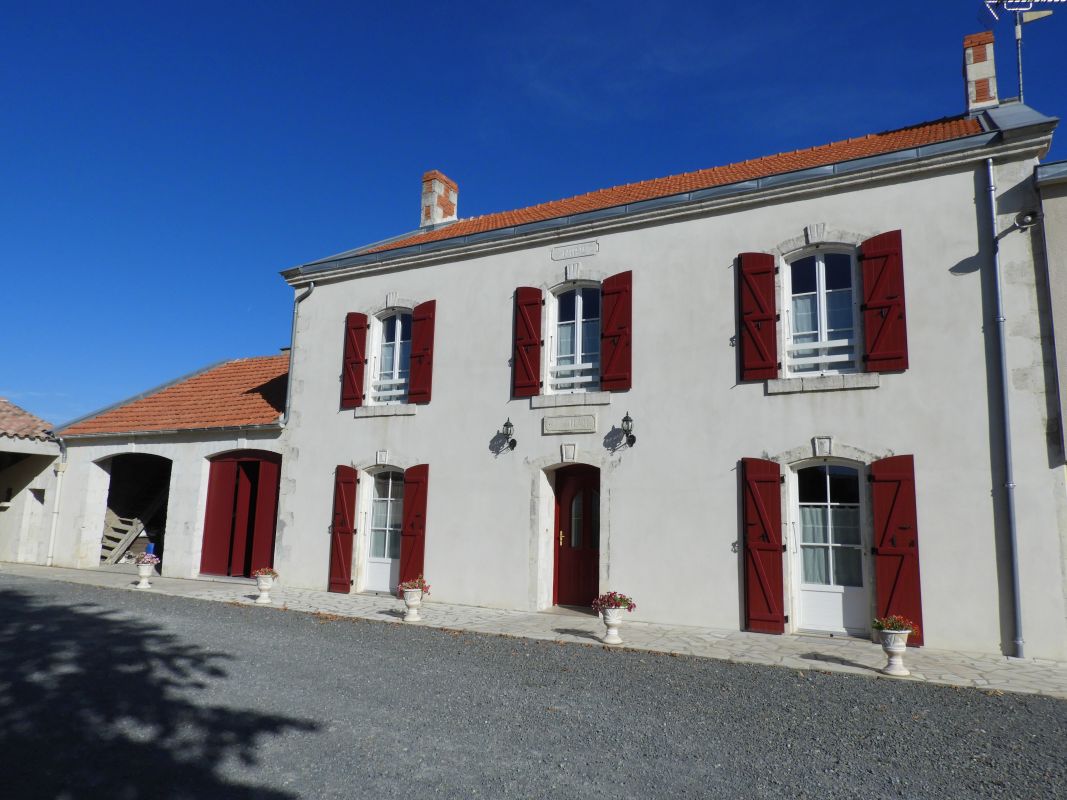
(0, 587, 316, 799)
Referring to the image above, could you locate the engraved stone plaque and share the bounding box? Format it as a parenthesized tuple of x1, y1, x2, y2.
(551, 241, 598, 261)
(543, 415, 597, 435)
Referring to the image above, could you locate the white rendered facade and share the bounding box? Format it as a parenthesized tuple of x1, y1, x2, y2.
(275, 131, 1067, 660)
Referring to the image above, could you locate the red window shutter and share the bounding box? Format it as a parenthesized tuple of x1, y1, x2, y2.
(741, 457, 785, 634)
(340, 313, 368, 409)
(736, 253, 778, 381)
(400, 464, 429, 584)
(870, 455, 925, 645)
(512, 287, 543, 398)
(860, 230, 909, 372)
(408, 301, 436, 404)
(327, 465, 358, 593)
(600, 271, 632, 391)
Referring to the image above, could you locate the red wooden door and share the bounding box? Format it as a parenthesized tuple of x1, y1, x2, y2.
(554, 465, 600, 606)
(250, 457, 281, 574)
(200, 451, 282, 578)
(200, 460, 239, 575)
(328, 465, 358, 593)
(228, 462, 256, 576)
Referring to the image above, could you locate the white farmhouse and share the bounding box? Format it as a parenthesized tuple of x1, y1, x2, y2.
(274, 30, 1067, 660)
(19, 31, 1067, 661)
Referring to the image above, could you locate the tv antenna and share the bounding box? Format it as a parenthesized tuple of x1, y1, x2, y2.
(984, 1, 1056, 103)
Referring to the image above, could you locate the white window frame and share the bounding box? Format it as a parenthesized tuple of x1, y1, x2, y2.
(546, 282, 601, 394)
(368, 469, 404, 563)
(785, 458, 873, 636)
(782, 249, 861, 377)
(353, 465, 406, 594)
(368, 309, 412, 405)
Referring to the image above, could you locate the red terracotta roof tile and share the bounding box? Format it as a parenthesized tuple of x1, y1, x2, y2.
(61, 355, 289, 436)
(366, 115, 983, 256)
(0, 399, 54, 441)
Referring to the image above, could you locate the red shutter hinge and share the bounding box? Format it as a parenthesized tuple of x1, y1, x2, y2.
(781, 544, 787, 552)
(867, 474, 875, 482)
(779, 475, 785, 484)
(775, 314, 781, 322)
(784, 615, 789, 623)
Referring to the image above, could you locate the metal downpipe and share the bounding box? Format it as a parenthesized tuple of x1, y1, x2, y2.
(986, 158, 1025, 659)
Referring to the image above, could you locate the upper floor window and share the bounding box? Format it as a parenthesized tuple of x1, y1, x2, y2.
(786, 252, 858, 375)
(374, 312, 412, 404)
(552, 287, 600, 392)
(340, 300, 436, 410)
(736, 230, 908, 383)
(511, 271, 631, 399)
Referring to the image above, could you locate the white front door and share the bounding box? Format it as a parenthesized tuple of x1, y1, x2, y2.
(364, 471, 403, 592)
(794, 464, 869, 635)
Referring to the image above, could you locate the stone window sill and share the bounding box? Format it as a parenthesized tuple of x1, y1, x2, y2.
(353, 404, 417, 418)
(766, 373, 880, 395)
(530, 391, 612, 409)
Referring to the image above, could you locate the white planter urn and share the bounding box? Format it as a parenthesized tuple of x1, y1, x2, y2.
(255, 575, 275, 605)
(879, 630, 912, 677)
(601, 607, 624, 645)
(135, 564, 154, 589)
(401, 588, 423, 622)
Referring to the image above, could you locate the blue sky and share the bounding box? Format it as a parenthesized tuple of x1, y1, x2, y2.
(3, 1, 1065, 425)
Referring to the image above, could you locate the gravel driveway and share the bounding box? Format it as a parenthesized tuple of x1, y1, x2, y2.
(1, 573, 1063, 799)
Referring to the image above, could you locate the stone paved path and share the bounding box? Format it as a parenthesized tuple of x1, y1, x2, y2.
(5, 561, 1066, 699)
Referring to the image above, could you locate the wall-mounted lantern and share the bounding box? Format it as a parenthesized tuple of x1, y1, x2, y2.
(621, 412, 636, 448)
(501, 418, 517, 451)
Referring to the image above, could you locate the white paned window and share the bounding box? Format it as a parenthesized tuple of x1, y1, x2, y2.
(370, 471, 404, 560)
(373, 312, 411, 404)
(786, 252, 858, 375)
(551, 287, 600, 392)
(797, 465, 862, 588)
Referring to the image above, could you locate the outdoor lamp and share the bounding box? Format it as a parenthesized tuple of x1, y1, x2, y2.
(621, 412, 636, 448)
(501, 418, 517, 450)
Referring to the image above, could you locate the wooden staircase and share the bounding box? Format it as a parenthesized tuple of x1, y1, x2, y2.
(99, 487, 168, 564)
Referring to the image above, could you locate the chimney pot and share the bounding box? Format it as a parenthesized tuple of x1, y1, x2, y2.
(963, 31, 998, 113)
(421, 170, 458, 228)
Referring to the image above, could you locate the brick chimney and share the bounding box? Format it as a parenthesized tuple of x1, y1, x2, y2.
(963, 31, 998, 113)
(421, 170, 458, 228)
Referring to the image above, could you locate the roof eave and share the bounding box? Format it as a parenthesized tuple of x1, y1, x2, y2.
(58, 421, 284, 442)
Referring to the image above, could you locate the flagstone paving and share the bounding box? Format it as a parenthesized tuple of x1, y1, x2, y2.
(4, 561, 1066, 699)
